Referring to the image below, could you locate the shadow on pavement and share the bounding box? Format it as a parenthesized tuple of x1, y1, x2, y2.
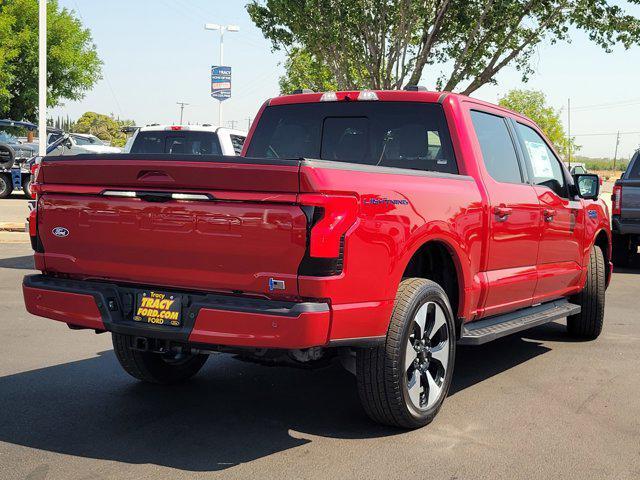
(0, 324, 561, 472)
(0, 255, 34, 270)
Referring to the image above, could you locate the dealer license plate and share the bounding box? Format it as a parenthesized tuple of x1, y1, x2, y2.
(133, 290, 182, 327)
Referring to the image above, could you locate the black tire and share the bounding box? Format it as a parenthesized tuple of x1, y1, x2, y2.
(567, 245, 606, 339)
(112, 333, 208, 384)
(612, 233, 631, 267)
(0, 173, 13, 199)
(22, 175, 32, 198)
(356, 278, 456, 429)
(0, 142, 15, 170)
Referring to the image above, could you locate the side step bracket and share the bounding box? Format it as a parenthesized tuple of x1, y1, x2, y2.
(459, 299, 581, 345)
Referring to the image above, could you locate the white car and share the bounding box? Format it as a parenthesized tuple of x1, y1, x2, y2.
(47, 132, 122, 155)
(125, 125, 247, 156)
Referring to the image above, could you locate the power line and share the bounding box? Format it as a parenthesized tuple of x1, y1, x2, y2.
(571, 98, 640, 112)
(572, 131, 640, 137)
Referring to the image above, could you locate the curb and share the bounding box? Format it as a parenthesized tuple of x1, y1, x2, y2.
(0, 222, 26, 233)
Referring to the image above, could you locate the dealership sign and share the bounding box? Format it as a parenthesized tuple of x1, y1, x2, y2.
(211, 66, 231, 101)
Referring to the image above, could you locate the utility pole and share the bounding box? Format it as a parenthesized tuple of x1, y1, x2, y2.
(38, 0, 47, 156)
(246, 117, 252, 131)
(567, 98, 571, 167)
(613, 131, 621, 171)
(227, 120, 238, 129)
(176, 102, 189, 124)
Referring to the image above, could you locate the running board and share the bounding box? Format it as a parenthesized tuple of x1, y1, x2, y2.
(459, 299, 581, 345)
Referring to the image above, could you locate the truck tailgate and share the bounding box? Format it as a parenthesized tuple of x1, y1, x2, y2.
(35, 156, 307, 297)
(621, 179, 640, 219)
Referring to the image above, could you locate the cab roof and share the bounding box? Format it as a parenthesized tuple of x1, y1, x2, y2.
(268, 89, 529, 123)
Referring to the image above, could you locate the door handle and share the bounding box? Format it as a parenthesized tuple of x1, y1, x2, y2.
(543, 208, 556, 222)
(494, 205, 512, 221)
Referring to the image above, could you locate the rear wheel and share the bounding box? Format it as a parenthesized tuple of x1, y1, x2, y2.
(22, 175, 32, 198)
(612, 233, 631, 267)
(0, 173, 13, 199)
(112, 333, 208, 384)
(356, 278, 456, 428)
(567, 245, 606, 339)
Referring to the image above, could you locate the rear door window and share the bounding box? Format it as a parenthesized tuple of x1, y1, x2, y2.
(246, 102, 458, 174)
(130, 131, 222, 155)
(470, 110, 523, 184)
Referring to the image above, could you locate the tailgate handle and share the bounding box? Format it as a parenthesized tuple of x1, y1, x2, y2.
(137, 170, 175, 183)
(137, 191, 173, 202)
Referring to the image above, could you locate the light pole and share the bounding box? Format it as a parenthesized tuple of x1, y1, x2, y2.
(204, 23, 239, 126)
(38, 0, 47, 156)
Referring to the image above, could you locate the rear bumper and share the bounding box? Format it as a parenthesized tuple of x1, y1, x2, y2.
(22, 275, 330, 349)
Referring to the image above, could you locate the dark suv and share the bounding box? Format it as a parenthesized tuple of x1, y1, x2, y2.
(612, 151, 640, 266)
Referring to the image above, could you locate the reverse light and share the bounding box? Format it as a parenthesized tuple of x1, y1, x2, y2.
(357, 90, 379, 101)
(320, 92, 338, 102)
(299, 194, 359, 258)
(611, 184, 622, 215)
(103, 190, 137, 197)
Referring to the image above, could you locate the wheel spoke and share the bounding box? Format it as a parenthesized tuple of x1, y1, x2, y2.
(425, 370, 441, 408)
(428, 304, 447, 340)
(431, 341, 449, 371)
(404, 341, 418, 370)
(414, 303, 428, 339)
(407, 368, 422, 408)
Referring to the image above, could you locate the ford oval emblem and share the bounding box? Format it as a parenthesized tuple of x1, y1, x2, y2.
(52, 227, 69, 238)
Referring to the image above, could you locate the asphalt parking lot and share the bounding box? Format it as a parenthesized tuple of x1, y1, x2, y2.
(0, 196, 638, 480)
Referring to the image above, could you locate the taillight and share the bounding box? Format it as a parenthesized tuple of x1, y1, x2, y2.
(611, 184, 622, 215)
(30, 157, 42, 197)
(298, 194, 358, 276)
(28, 205, 43, 252)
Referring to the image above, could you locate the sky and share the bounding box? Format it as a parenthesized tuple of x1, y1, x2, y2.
(51, 0, 640, 159)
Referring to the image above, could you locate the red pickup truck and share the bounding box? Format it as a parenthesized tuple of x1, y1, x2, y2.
(23, 88, 611, 428)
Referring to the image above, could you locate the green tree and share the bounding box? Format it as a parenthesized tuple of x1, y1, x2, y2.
(279, 48, 338, 94)
(247, 0, 640, 94)
(73, 112, 134, 148)
(0, 0, 102, 121)
(498, 89, 577, 157)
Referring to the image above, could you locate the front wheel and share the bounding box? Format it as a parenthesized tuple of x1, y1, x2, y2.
(567, 245, 606, 339)
(356, 278, 456, 429)
(112, 333, 208, 384)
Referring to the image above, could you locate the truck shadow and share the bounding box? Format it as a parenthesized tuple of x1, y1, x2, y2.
(0, 325, 559, 472)
(0, 255, 34, 270)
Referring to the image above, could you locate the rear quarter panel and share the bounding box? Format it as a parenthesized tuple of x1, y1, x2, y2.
(298, 163, 484, 339)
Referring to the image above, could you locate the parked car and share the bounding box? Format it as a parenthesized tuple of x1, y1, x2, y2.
(125, 124, 246, 155)
(611, 150, 640, 266)
(47, 132, 122, 155)
(0, 119, 60, 198)
(23, 88, 610, 429)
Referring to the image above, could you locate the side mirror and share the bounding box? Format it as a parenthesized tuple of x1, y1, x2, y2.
(574, 173, 600, 200)
(64, 138, 73, 149)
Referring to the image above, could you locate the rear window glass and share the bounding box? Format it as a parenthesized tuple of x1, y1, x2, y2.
(130, 131, 222, 155)
(230, 134, 245, 155)
(629, 152, 640, 179)
(246, 102, 457, 174)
